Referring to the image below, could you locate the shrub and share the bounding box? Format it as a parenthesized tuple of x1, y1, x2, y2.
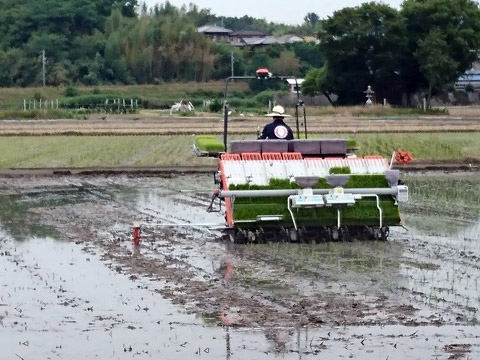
(228, 98, 258, 108)
(254, 91, 276, 105)
(33, 92, 43, 101)
(0, 109, 77, 120)
(189, 98, 204, 108)
(347, 139, 357, 148)
(465, 84, 475, 93)
(59, 95, 141, 109)
(92, 87, 101, 94)
(64, 86, 80, 97)
(231, 90, 250, 98)
(188, 89, 223, 98)
(209, 99, 223, 112)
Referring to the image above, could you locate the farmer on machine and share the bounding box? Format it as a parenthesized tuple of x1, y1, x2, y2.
(258, 105, 294, 140)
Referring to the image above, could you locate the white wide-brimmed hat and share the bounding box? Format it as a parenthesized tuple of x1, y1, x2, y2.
(264, 105, 291, 117)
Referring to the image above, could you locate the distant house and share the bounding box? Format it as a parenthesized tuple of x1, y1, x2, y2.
(302, 35, 319, 44)
(228, 30, 269, 46)
(455, 68, 480, 90)
(198, 25, 309, 47)
(277, 34, 304, 44)
(230, 30, 269, 39)
(230, 34, 305, 47)
(286, 79, 304, 93)
(197, 25, 232, 42)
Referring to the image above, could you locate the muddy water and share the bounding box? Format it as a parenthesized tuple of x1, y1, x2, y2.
(0, 173, 479, 359)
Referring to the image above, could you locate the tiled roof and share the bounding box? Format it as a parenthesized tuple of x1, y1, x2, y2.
(230, 30, 269, 37)
(197, 25, 232, 34)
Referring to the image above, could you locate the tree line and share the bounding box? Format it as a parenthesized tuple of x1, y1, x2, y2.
(0, 0, 321, 87)
(2, 0, 479, 107)
(302, 0, 480, 106)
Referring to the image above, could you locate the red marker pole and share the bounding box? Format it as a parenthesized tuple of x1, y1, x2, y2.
(133, 226, 141, 245)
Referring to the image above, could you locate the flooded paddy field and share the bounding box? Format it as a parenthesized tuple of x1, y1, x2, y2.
(0, 172, 479, 359)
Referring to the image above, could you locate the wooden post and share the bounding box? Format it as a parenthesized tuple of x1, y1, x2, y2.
(56, 99, 59, 109)
(34, 100, 36, 109)
(23, 99, 26, 111)
(39, 99, 42, 109)
(41, 50, 46, 87)
(51, 100, 54, 109)
(131, 98, 133, 111)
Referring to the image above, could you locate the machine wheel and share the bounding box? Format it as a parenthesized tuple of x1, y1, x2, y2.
(278, 227, 289, 243)
(234, 229, 247, 244)
(297, 227, 309, 243)
(331, 227, 340, 242)
(339, 226, 351, 242)
(320, 227, 332, 242)
(380, 226, 390, 241)
(255, 229, 266, 244)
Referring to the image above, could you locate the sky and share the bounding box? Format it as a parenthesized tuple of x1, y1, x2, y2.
(143, 0, 405, 25)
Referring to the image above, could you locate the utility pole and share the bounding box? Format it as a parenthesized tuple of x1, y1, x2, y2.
(41, 50, 46, 87)
(230, 51, 234, 77)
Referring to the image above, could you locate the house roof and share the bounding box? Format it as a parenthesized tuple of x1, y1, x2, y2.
(229, 34, 307, 47)
(197, 25, 232, 34)
(303, 35, 318, 43)
(230, 30, 269, 37)
(458, 74, 480, 81)
(277, 34, 304, 43)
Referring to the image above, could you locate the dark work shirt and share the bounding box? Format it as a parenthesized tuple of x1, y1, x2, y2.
(258, 119, 294, 140)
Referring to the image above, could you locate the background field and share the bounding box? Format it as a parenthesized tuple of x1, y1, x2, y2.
(0, 133, 477, 168)
(0, 82, 249, 111)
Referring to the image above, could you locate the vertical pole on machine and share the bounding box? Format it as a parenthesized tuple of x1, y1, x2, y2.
(294, 78, 301, 139)
(223, 102, 228, 152)
(133, 226, 141, 245)
(223, 77, 232, 153)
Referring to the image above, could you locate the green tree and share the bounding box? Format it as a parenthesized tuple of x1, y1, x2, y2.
(271, 51, 301, 76)
(318, 2, 408, 104)
(402, 0, 480, 100)
(302, 65, 335, 105)
(288, 42, 324, 72)
(414, 28, 458, 107)
(304, 12, 319, 27)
